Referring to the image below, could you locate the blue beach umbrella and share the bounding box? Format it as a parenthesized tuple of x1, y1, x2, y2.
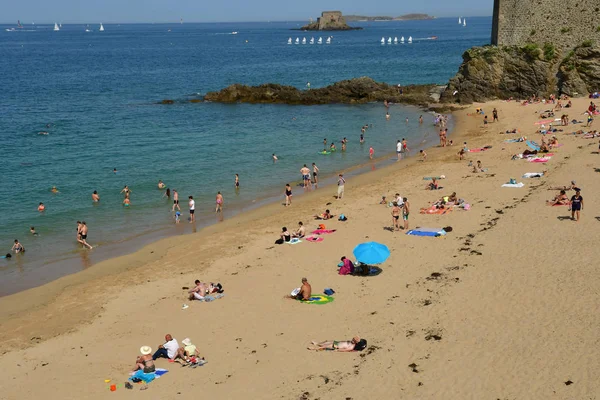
(352, 242, 390, 264)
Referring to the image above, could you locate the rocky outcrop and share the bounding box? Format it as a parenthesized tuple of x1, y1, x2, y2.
(441, 43, 600, 103)
(300, 11, 361, 31)
(203, 77, 439, 106)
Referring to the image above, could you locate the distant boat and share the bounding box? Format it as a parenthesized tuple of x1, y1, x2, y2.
(295, 37, 299, 44)
(309, 37, 314, 44)
(458, 17, 462, 24)
(326, 36, 331, 44)
(231, 31, 238, 35)
(17, 20, 23, 28)
(381, 36, 385, 44)
(463, 18, 466, 27)
(317, 37, 322, 44)
(85, 25, 91, 32)
(287, 37, 292, 44)
(99, 23, 104, 32)
(408, 36, 413, 43)
(428, 36, 438, 40)
(393, 36, 398, 44)
(301, 37, 306, 44)
(387, 37, 392, 44)
(180, 18, 183, 24)
(53, 23, 60, 31)
(59, 23, 62, 28)
(400, 36, 405, 43)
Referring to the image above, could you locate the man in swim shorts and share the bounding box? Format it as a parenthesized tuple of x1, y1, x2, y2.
(337, 174, 345, 199)
(402, 198, 410, 230)
(396, 140, 402, 161)
(172, 190, 181, 212)
(188, 196, 195, 223)
(300, 164, 311, 188)
(312, 163, 319, 186)
(296, 278, 311, 300)
(307, 336, 363, 352)
(78, 222, 93, 249)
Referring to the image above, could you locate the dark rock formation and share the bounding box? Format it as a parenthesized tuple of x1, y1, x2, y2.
(441, 43, 600, 103)
(203, 77, 440, 106)
(299, 11, 361, 31)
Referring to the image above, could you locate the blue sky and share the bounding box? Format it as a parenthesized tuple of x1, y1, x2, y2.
(2, 0, 494, 24)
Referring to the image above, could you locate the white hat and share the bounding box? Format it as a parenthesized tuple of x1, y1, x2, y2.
(181, 338, 192, 346)
(140, 346, 152, 355)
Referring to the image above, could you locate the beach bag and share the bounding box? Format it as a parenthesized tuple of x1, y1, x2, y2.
(318, 224, 326, 230)
(354, 339, 368, 352)
(338, 214, 347, 221)
(275, 238, 284, 245)
(509, 178, 517, 184)
(324, 288, 335, 295)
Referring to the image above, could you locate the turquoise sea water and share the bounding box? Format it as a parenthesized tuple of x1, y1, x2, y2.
(0, 18, 491, 295)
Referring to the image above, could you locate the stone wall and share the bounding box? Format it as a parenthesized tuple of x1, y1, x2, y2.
(492, 0, 600, 51)
(317, 11, 345, 30)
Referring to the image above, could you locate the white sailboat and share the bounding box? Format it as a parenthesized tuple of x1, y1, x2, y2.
(393, 36, 398, 44)
(99, 23, 104, 32)
(400, 36, 405, 43)
(317, 37, 322, 44)
(295, 37, 299, 44)
(59, 23, 62, 28)
(408, 36, 413, 43)
(309, 37, 314, 44)
(463, 18, 466, 27)
(287, 37, 292, 45)
(380, 37, 385, 44)
(326, 36, 331, 44)
(301, 37, 306, 44)
(53, 23, 60, 31)
(85, 25, 91, 32)
(458, 17, 462, 24)
(387, 37, 392, 44)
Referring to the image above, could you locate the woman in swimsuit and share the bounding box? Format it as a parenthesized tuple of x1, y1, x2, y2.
(307, 336, 362, 352)
(215, 191, 224, 213)
(133, 346, 156, 373)
(391, 202, 401, 231)
(284, 184, 292, 206)
(235, 174, 240, 189)
(570, 189, 583, 221)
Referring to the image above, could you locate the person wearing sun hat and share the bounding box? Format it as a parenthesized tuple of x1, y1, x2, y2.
(132, 346, 155, 373)
(181, 338, 200, 361)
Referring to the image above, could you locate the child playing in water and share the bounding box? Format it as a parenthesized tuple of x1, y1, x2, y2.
(419, 150, 427, 161)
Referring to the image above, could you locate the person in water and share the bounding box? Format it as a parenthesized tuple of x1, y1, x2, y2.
(162, 188, 171, 199)
(123, 197, 131, 207)
(272, 154, 278, 162)
(92, 190, 100, 202)
(30, 227, 38, 236)
(12, 239, 25, 254)
(78, 222, 93, 249)
(235, 174, 240, 188)
(215, 191, 224, 213)
(312, 163, 319, 186)
(158, 180, 165, 189)
(113, 168, 117, 174)
(120, 185, 131, 198)
(51, 186, 59, 193)
(37, 202, 45, 212)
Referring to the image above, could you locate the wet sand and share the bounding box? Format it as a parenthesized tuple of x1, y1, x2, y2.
(0, 98, 599, 399)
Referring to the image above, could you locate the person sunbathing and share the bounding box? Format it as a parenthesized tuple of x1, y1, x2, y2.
(307, 336, 366, 352)
(314, 209, 332, 220)
(427, 178, 438, 190)
(548, 136, 558, 147)
(447, 192, 458, 204)
(188, 280, 210, 301)
(547, 180, 577, 191)
(547, 190, 569, 206)
(133, 346, 156, 373)
(292, 221, 306, 238)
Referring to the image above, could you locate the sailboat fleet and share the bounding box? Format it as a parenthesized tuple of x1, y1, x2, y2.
(288, 36, 332, 45)
(380, 35, 411, 44)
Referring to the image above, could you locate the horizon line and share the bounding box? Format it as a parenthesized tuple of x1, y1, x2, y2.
(1, 15, 493, 25)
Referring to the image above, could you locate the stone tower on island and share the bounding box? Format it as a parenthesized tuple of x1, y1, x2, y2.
(491, 0, 600, 50)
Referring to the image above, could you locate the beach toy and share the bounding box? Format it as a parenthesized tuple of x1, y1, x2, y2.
(353, 242, 390, 264)
(110, 384, 117, 391)
(104, 379, 111, 383)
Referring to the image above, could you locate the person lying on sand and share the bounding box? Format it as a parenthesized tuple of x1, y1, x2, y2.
(314, 209, 332, 220)
(547, 190, 569, 206)
(307, 336, 367, 352)
(547, 181, 577, 191)
(292, 222, 306, 238)
(426, 178, 438, 190)
(133, 346, 156, 373)
(286, 277, 311, 301)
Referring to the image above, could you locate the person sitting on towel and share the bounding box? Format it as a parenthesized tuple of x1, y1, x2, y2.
(427, 178, 438, 190)
(314, 209, 332, 220)
(547, 190, 569, 205)
(339, 256, 355, 275)
(287, 277, 312, 301)
(133, 346, 156, 373)
(188, 280, 210, 301)
(292, 221, 306, 238)
(152, 334, 185, 362)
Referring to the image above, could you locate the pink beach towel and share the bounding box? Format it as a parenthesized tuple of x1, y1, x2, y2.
(305, 236, 324, 242)
(468, 148, 486, 153)
(529, 158, 549, 163)
(535, 119, 554, 125)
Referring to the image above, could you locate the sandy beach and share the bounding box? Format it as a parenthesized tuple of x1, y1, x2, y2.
(1, 97, 599, 399)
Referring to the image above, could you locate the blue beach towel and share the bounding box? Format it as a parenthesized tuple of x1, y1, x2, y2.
(406, 229, 446, 237)
(129, 370, 156, 384)
(526, 140, 540, 151)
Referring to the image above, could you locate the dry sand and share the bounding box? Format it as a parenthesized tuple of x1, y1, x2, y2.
(1, 97, 599, 400)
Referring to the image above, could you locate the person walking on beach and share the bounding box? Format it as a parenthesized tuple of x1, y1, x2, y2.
(172, 190, 181, 212)
(402, 138, 409, 154)
(300, 164, 311, 188)
(570, 189, 583, 221)
(402, 198, 410, 230)
(188, 196, 195, 223)
(235, 174, 240, 189)
(285, 184, 292, 206)
(78, 222, 93, 249)
(312, 163, 319, 186)
(215, 192, 224, 213)
(391, 202, 401, 231)
(369, 147, 374, 160)
(493, 108, 499, 122)
(92, 190, 100, 202)
(396, 140, 403, 161)
(420, 150, 427, 161)
(337, 174, 345, 200)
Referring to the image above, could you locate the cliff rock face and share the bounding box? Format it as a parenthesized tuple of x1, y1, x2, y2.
(300, 11, 360, 31)
(441, 43, 600, 103)
(204, 77, 437, 106)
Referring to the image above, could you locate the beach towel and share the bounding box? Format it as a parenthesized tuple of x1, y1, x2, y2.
(302, 294, 334, 305)
(202, 293, 225, 302)
(501, 182, 525, 188)
(528, 157, 550, 163)
(286, 238, 302, 244)
(419, 207, 453, 215)
(305, 236, 324, 242)
(155, 369, 169, 377)
(522, 172, 544, 178)
(406, 229, 446, 237)
(552, 202, 570, 206)
(468, 148, 487, 153)
(354, 266, 383, 276)
(311, 229, 337, 235)
(423, 176, 445, 180)
(535, 119, 554, 125)
(129, 370, 156, 384)
(526, 140, 540, 151)
(504, 139, 522, 143)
